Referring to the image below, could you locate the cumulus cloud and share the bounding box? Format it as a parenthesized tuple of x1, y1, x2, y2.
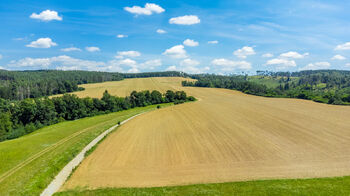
(85, 46, 100, 52)
(26, 38, 57, 48)
(178, 59, 204, 73)
(156, 29, 166, 34)
(183, 39, 199, 47)
(61, 47, 81, 52)
(212, 58, 252, 71)
(116, 51, 141, 58)
(180, 59, 200, 66)
(331, 54, 346, 60)
(139, 59, 162, 70)
(262, 53, 273, 58)
(166, 65, 177, 71)
(208, 40, 218, 44)
(30, 10, 62, 21)
(124, 3, 164, 15)
(163, 45, 187, 58)
(266, 58, 296, 70)
(279, 51, 309, 59)
(115, 58, 137, 67)
(299, 62, 331, 70)
(8, 55, 105, 70)
(117, 34, 127, 38)
(335, 42, 350, 50)
(169, 15, 200, 25)
(233, 46, 255, 59)
(127, 67, 140, 73)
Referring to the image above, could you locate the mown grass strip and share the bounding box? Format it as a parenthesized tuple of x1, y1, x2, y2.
(56, 176, 350, 196)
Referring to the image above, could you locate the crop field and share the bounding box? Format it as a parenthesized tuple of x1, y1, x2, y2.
(62, 77, 350, 191)
(0, 104, 171, 195)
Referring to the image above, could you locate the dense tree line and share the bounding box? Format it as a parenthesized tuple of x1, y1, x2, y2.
(183, 75, 274, 96)
(0, 90, 195, 142)
(0, 70, 124, 100)
(183, 70, 350, 105)
(122, 71, 188, 78)
(0, 70, 191, 100)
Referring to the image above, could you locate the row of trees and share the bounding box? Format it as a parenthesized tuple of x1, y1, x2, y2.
(0, 70, 124, 100)
(183, 70, 350, 105)
(0, 70, 192, 100)
(0, 90, 195, 142)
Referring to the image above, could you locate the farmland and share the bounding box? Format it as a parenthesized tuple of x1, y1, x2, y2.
(0, 103, 172, 195)
(62, 77, 350, 191)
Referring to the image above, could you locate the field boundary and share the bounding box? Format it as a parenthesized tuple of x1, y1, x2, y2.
(40, 112, 146, 196)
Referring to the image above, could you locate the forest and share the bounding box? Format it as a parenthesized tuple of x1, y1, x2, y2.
(0, 70, 123, 100)
(0, 89, 195, 142)
(0, 70, 188, 100)
(183, 70, 350, 105)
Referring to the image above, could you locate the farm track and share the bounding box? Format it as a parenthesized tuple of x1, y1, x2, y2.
(60, 77, 350, 190)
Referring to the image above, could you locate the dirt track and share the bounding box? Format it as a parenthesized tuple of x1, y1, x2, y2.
(63, 77, 350, 189)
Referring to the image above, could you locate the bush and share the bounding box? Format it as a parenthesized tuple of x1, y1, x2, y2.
(187, 96, 196, 101)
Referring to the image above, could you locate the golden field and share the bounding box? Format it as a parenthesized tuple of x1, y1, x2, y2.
(63, 77, 350, 190)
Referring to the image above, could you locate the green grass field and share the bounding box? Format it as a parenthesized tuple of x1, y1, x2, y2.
(0, 103, 172, 196)
(56, 176, 350, 196)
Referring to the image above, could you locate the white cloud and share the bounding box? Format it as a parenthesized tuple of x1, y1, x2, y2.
(233, 46, 255, 59)
(26, 38, 57, 48)
(163, 45, 187, 58)
(279, 51, 309, 59)
(299, 62, 331, 70)
(266, 58, 297, 70)
(139, 59, 162, 70)
(208, 40, 218, 44)
(179, 59, 203, 74)
(262, 53, 273, 58)
(124, 3, 164, 15)
(335, 42, 350, 50)
(127, 67, 140, 73)
(169, 15, 200, 25)
(117, 51, 141, 58)
(183, 39, 199, 47)
(117, 34, 127, 38)
(8, 55, 105, 70)
(180, 58, 200, 66)
(156, 29, 166, 34)
(166, 65, 177, 71)
(0, 66, 4, 70)
(346, 63, 350, 68)
(211, 58, 252, 71)
(181, 66, 203, 74)
(61, 47, 81, 52)
(331, 54, 346, 60)
(30, 10, 62, 21)
(115, 58, 137, 67)
(85, 46, 100, 52)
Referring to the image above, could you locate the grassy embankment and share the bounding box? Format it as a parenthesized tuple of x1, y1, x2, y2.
(0, 103, 172, 195)
(56, 176, 350, 196)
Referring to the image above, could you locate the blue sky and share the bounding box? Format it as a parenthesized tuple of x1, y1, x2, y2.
(1, 0, 350, 74)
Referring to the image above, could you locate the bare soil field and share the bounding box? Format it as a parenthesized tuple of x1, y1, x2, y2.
(63, 77, 350, 190)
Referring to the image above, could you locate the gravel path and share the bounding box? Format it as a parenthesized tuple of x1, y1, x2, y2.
(40, 113, 144, 196)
